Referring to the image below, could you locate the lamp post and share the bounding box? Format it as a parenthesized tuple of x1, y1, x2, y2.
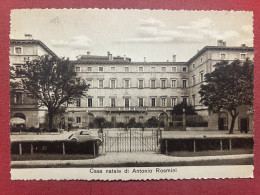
(183, 108, 186, 131)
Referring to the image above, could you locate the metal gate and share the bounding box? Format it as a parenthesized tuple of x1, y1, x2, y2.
(103, 129, 160, 153)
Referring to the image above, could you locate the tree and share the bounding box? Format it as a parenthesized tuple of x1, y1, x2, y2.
(171, 102, 197, 116)
(199, 59, 254, 134)
(16, 55, 89, 129)
(93, 117, 106, 128)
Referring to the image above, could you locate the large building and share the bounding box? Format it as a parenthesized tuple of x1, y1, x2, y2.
(10, 37, 254, 131)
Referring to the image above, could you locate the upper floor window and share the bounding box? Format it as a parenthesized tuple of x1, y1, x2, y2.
(125, 98, 130, 108)
(241, 53, 247, 60)
(200, 57, 203, 64)
(139, 67, 144, 72)
(111, 98, 116, 107)
(171, 97, 177, 107)
(110, 67, 116, 72)
(220, 53, 227, 60)
(98, 67, 104, 72)
(98, 80, 103, 88)
(161, 98, 166, 107)
(86, 80, 93, 88)
(192, 95, 196, 106)
(138, 80, 144, 89)
(15, 65, 22, 72)
(124, 79, 130, 89)
(125, 66, 130, 72)
(151, 67, 156, 72)
(151, 79, 156, 89)
(192, 63, 195, 69)
(161, 79, 166, 89)
(110, 79, 116, 89)
(76, 99, 81, 107)
(87, 98, 92, 107)
(182, 97, 188, 104)
(151, 97, 156, 107)
(182, 79, 187, 88)
(14, 46, 22, 54)
(192, 76, 196, 86)
(87, 67, 92, 72)
(200, 71, 204, 82)
(75, 67, 81, 72)
(161, 67, 166, 72)
(172, 66, 177, 72)
(138, 98, 144, 107)
(171, 79, 177, 88)
(98, 97, 104, 107)
(182, 67, 187, 72)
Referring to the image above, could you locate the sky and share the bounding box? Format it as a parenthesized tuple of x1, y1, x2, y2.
(10, 9, 253, 62)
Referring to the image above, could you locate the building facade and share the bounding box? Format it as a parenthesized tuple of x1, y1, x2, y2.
(10, 37, 57, 127)
(10, 38, 254, 131)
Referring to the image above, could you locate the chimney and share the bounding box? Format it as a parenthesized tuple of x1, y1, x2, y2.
(124, 55, 126, 61)
(172, 55, 176, 62)
(217, 40, 224, 46)
(108, 51, 112, 60)
(144, 57, 146, 62)
(24, 34, 33, 40)
(241, 44, 246, 47)
(87, 51, 90, 56)
(223, 41, 226, 46)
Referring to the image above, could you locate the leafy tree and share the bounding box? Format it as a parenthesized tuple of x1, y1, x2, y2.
(199, 59, 254, 134)
(147, 117, 159, 127)
(16, 55, 89, 129)
(93, 117, 106, 128)
(128, 117, 136, 127)
(171, 102, 197, 116)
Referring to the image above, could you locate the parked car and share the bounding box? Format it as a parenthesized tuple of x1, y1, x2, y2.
(68, 130, 102, 144)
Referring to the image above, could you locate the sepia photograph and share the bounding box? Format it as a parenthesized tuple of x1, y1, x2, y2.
(9, 9, 254, 180)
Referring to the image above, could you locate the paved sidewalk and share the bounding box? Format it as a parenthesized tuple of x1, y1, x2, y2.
(11, 152, 254, 168)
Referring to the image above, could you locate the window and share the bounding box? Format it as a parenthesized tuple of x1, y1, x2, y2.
(86, 80, 93, 88)
(151, 97, 156, 107)
(241, 53, 246, 60)
(88, 98, 92, 107)
(76, 117, 81, 124)
(182, 67, 187, 72)
(111, 98, 116, 107)
(125, 67, 130, 72)
(192, 63, 195, 69)
(171, 79, 177, 88)
(76, 99, 81, 107)
(151, 80, 156, 89)
(172, 66, 177, 72)
(98, 80, 103, 88)
(161, 67, 166, 72)
(110, 80, 116, 89)
(138, 80, 144, 89)
(161, 79, 166, 89)
(220, 53, 227, 60)
(200, 71, 204, 82)
(110, 67, 116, 72)
(124, 80, 130, 89)
(98, 67, 104, 72)
(192, 76, 196, 86)
(200, 57, 203, 64)
(171, 97, 177, 107)
(75, 67, 81, 72)
(139, 116, 144, 123)
(192, 95, 196, 106)
(182, 97, 188, 104)
(151, 67, 156, 72)
(15, 65, 22, 71)
(98, 98, 104, 107)
(139, 98, 144, 107)
(87, 67, 92, 72)
(161, 98, 166, 107)
(15, 92, 22, 104)
(125, 98, 130, 108)
(182, 79, 187, 88)
(14, 46, 22, 54)
(139, 67, 144, 72)
(125, 117, 129, 123)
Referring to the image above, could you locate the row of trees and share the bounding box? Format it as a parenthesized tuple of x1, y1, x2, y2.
(11, 55, 254, 133)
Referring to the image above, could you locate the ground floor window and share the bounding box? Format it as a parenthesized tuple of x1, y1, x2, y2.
(76, 117, 81, 124)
